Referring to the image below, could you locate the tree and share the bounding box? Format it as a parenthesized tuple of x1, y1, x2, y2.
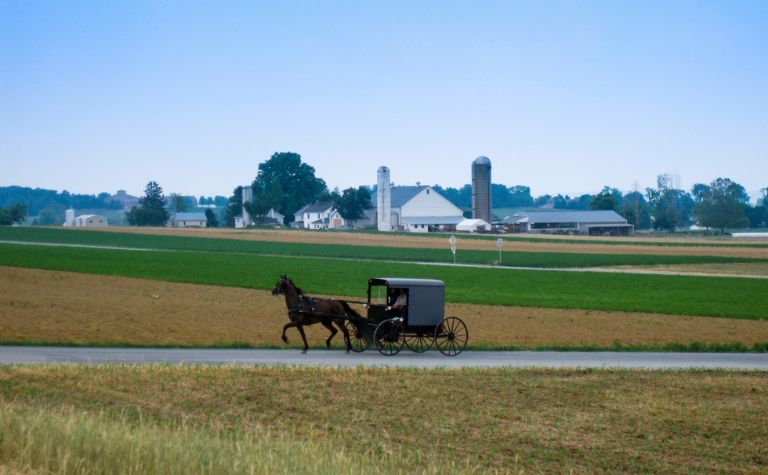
(169, 193, 188, 213)
(224, 186, 243, 227)
(646, 174, 694, 231)
(248, 152, 327, 222)
(693, 178, 749, 233)
(205, 208, 219, 228)
(126, 181, 169, 226)
(621, 191, 651, 229)
(0, 203, 27, 225)
(533, 194, 552, 207)
(333, 186, 373, 222)
(590, 187, 622, 211)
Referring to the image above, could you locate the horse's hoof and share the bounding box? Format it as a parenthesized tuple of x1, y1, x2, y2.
(282, 337, 288, 344)
(301, 349, 307, 354)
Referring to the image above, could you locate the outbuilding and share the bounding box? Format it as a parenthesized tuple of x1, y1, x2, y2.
(456, 218, 492, 233)
(169, 212, 207, 228)
(504, 210, 633, 235)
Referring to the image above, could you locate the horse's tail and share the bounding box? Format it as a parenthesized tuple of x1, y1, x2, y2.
(338, 300, 363, 319)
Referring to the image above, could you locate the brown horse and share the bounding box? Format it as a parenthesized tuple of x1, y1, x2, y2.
(271, 275, 351, 353)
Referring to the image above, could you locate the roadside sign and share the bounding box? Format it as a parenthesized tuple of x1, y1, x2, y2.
(449, 235, 457, 264)
(497, 238, 503, 264)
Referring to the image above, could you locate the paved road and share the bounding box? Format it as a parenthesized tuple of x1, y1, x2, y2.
(1, 347, 767, 370)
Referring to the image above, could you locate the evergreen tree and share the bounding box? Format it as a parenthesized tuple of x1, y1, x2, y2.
(126, 181, 169, 226)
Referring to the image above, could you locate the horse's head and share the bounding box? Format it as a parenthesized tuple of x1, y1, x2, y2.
(272, 275, 301, 296)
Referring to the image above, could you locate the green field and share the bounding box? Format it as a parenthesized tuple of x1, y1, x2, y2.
(1, 227, 765, 268)
(2, 242, 767, 319)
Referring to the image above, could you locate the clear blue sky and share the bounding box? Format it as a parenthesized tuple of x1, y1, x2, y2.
(1, 1, 766, 201)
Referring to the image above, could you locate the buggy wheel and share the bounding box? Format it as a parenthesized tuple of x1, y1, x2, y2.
(433, 317, 468, 357)
(344, 320, 368, 353)
(404, 332, 433, 353)
(374, 319, 405, 356)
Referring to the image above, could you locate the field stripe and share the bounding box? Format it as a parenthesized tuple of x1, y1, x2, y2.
(2, 242, 768, 319)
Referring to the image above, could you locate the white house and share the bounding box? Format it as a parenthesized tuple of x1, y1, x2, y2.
(295, 202, 337, 230)
(168, 212, 207, 228)
(372, 168, 465, 233)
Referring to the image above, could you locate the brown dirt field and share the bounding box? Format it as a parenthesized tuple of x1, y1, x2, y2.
(78, 226, 768, 258)
(612, 262, 768, 277)
(3, 266, 767, 347)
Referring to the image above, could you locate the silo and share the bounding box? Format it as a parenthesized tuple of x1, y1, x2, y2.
(377, 166, 392, 231)
(472, 156, 492, 223)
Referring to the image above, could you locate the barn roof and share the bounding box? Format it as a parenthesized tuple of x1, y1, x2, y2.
(504, 210, 628, 224)
(370, 186, 428, 208)
(172, 212, 207, 221)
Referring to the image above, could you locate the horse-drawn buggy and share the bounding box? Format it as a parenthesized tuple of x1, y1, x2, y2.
(273, 276, 469, 356)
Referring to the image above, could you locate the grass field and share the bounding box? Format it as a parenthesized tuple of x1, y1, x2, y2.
(4, 226, 768, 267)
(2, 242, 767, 319)
(1, 365, 767, 473)
(4, 266, 768, 350)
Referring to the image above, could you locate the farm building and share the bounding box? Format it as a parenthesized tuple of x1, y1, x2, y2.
(168, 212, 207, 228)
(236, 208, 284, 228)
(456, 218, 492, 233)
(63, 209, 109, 227)
(295, 202, 338, 230)
(373, 167, 465, 233)
(503, 210, 633, 235)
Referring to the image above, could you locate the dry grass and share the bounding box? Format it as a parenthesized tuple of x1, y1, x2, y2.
(3, 266, 768, 348)
(613, 262, 768, 277)
(1, 365, 767, 472)
(84, 226, 768, 258)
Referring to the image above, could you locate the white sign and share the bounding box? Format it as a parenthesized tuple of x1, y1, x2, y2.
(497, 238, 504, 248)
(449, 235, 457, 253)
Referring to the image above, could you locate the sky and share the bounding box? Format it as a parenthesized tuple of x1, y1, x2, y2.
(1, 1, 767, 202)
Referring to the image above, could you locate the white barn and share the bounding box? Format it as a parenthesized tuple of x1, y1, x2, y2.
(372, 179, 465, 233)
(169, 212, 207, 228)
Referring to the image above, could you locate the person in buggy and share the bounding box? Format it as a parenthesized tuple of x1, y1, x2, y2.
(389, 288, 408, 317)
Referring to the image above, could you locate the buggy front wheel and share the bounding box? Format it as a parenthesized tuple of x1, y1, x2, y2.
(344, 320, 368, 353)
(433, 317, 468, 357)
(374, 319, 405, 356)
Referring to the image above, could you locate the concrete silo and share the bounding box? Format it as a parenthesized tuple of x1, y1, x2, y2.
(472, 156, 492, 223)
(377, 166, 392, 231)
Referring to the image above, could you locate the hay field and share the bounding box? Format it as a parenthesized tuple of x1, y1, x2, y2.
(84, 226, 768, 258)
(2, 365, 767, 472)
(3, 266, 767, 348)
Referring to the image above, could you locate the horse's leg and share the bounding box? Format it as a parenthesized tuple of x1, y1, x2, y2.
(282, 320, 301, 344)
(321, 321, 337, 349)
(296, 325, 309, 353)
(336, 319, 352, 353)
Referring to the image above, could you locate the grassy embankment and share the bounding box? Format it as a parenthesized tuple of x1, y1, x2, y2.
(1, 365, 767, 473)
(2, 227, 766, 268)
(1, 242, 767, 319)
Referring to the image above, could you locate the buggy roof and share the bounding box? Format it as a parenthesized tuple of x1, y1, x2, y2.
(368, 278, 444, 288)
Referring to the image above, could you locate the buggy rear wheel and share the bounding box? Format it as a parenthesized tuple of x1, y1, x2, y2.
(344, 320, 368, 353)
(374, 319, 405, 356)
(433, 317, 468, 357)
(404, 332, 433, 353)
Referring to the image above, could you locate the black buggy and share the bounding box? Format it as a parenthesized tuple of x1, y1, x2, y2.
(344, 278, 469, 357)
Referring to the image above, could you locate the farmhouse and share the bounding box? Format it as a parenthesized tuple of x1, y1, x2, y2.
(374, 166, 464, 233)
(503, 210, 633, 235)
(168, 212, 207, 228)
(294, 202, 339, 230)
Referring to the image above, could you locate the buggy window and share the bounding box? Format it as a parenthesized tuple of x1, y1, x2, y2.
(369, 284, 387, 306)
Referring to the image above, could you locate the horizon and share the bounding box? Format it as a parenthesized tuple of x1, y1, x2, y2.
(2, 1, 766, 202)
